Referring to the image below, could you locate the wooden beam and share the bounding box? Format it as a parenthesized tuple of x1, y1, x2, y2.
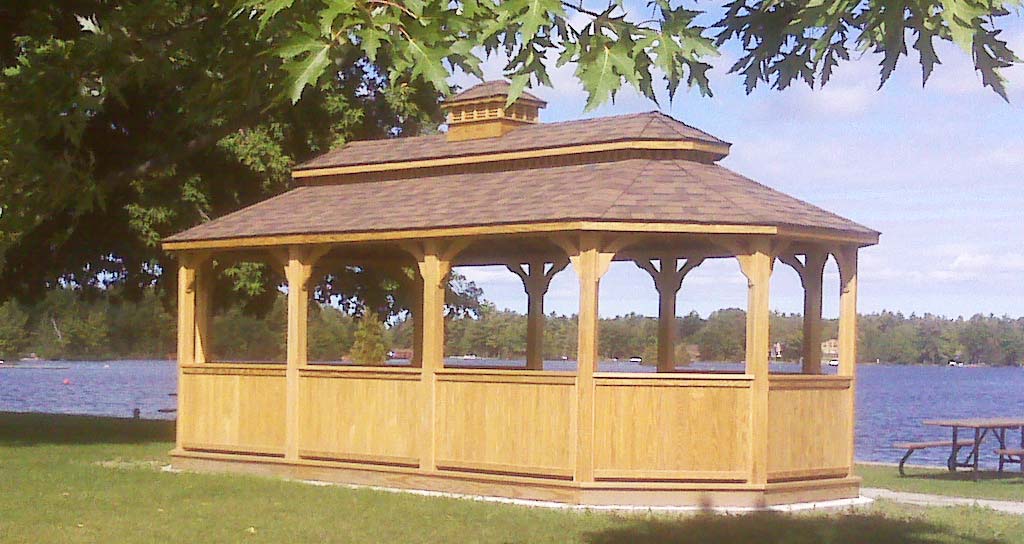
(802, 250, 828, 374)
(163, 221, 878, 254)
(414, 240, 468, 472)
(564, 233, 617, 483)
(634, 255, 705, 372)
(175, 258, 198, 453)
(835, 245, 859, 472)
(283, 246, 328, 461)
(506, 258, 569, 370)
(735, 238, 775, 487)
(193, 260, 213, 365)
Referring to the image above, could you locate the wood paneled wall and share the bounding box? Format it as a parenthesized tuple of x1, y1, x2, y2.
(592, 374, 752, 481)
(297, 367, 422, 466)
(178, 365, 286, 456)
(767, 375, 853, 481)
(434, 369, 576, 479)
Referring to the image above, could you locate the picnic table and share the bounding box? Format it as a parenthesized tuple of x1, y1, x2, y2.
(922, 418, 1024, 479)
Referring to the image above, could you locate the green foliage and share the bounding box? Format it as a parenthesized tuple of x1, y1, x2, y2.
(695, 308, 747, 362)
(0, 2, 443, 307)
(0, 300, 29, 359)
(308, 304, 356, 362)
(350, 310, 389, 365)
(1, 1, 1018, 323)
(211, 297, 288, 362)
(247, 0, 1020, 111)
(0, 283, 1021, 366)
(32, 290, 111, 360)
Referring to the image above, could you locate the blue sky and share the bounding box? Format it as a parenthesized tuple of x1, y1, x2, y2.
(449, 20, 1024, 320)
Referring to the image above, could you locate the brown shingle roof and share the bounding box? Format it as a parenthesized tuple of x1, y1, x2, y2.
(450, 80, 545, 104)
(165, 158, 877, 243)
(295, 112, 730, 171)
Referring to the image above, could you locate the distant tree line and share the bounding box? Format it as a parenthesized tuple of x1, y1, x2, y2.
(0, 289, 1021, 366)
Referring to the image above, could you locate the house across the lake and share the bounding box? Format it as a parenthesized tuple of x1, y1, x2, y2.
(822, 338, 840, 360)
(162, 80, 878, 507)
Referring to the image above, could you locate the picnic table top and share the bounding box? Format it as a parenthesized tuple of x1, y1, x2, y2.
(923, 418, 1024, 429)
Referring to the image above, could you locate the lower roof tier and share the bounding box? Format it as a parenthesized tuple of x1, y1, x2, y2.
(164, 158, 878, 249)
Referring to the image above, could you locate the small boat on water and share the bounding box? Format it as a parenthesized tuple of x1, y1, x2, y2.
(628, 356, 643, 364)
(827, 359, 839, 367)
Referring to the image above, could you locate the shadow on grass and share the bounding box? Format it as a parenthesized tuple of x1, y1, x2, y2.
(584, 512, 1005, 544)
(0, 412, 174, 445)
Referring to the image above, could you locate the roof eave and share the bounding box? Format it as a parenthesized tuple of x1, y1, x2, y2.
(162, 220, 877, 253)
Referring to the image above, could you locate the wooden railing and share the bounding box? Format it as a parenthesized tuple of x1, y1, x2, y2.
(767, 374, 853, 482)
(592, 373, 753, 482)
(434, 368, 577, 479)
(178, 363, 287, 456)
(177, 365, 853, 487)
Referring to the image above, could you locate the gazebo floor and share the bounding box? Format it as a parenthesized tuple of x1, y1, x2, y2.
(170, 450, 861, 508)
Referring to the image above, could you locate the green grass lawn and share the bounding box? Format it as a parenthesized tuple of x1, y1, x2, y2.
(2, 412, 1024, 543)
(858, 463, 1024, 502)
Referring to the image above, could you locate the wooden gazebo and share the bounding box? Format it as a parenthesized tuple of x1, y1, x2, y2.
(163, 81, 879, 507)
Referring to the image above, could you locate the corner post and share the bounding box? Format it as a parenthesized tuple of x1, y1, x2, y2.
(736, 238, 775, 486)
(175, 254, 200, 452)
(836, 245, 859, 472)
(802, 250, 828, 374)
(559, 233, 618, 483)
(284, 245, 327, 462)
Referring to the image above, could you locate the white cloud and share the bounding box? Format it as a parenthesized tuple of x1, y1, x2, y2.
(456, 265, 521, 285)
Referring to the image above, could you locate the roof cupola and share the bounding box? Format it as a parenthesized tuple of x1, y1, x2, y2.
(443, 80, 546, 142)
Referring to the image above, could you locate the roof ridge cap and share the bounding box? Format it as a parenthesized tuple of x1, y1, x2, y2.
(707, 163, 877, 233)
(164, 186, 311, 241)
(649, 112, 693, 139)
(598, 158, 659, 220)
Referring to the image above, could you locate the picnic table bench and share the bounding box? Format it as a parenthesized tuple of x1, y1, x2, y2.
(896, 418, 1024, 479)
(994, 448, 1024, 472)
(894, 440, 975, 476)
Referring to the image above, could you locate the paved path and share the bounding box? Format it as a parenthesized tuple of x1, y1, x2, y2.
(863, 488, 1024, 515)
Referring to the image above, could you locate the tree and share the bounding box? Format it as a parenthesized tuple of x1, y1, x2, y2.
(0, 300, 29, 359)
(0, 2, 441, 309)
(251, 0, 1021, 109)
(351, 310, 389, 365)
(2, 1, 1019, 318)
(308, 304, 357, 362)
(695, 308, 747, 362)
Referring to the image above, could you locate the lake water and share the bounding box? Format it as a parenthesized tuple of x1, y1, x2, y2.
(2, 360, 1022, 468)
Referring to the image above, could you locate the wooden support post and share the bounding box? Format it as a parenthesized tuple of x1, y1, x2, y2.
(802, 251, 828, 374)
(406, 239, 468, 471)
(635, 255, 704, 372)
(507, 258, 569, 370)
(556, 233, 623, 483)
(175, 256, 199, 452)
(193, 260, 213, 365)
(836, 245, 859, 472)
(736, 238, 775, 487)
(283, 245, 328, 462)
(410, 273, 424, 367)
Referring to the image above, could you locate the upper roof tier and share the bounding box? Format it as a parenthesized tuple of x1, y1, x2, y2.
(294, 111, 731, 177)
(449, 80, 546, 104)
